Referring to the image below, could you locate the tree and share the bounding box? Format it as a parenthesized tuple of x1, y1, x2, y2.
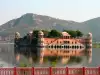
(64, 30, 77, 38)
(76, 30, 83, 37)
(32, 30, 39, 38)
(48, 29, 61, 38)
(63, 30, 83, 38)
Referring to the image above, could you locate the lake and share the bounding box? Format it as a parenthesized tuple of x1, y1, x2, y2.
(0, 43, 99, 67)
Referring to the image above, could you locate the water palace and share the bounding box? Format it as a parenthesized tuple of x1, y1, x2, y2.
(14, 30, 92, 64)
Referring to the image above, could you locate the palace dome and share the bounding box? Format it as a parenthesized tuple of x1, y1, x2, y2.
(62, 32, 70, 36)
(88, 32, 92, 37)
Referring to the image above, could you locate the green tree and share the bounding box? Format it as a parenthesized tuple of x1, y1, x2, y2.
(64, 30, 77, 38)
(76, 30, 83, 37)
(32, 30, 39, 38)
(48, 29, 61, 38)
(63, 30, 83, 38)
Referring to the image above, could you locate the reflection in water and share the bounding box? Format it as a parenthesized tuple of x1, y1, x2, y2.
(14, 46, 92, 67)
(0, 43, 95, 67)
(0, 43, 15, 67)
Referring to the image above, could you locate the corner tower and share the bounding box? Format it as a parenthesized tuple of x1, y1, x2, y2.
(86, 32, 92, 63)
(38, 30, 45, 64)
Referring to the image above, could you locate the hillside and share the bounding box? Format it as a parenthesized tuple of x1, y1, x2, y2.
(0, 13, 100, 41)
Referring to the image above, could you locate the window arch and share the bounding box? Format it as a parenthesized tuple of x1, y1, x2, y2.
(49, 46, 50, 48)
(51, 45, 53, 48)
(72, 46, 74, 49)
(77, 46, 79, 49)
(68, 46, 69, 49)
(54, 45, 57, 48)
(75, 42, 77, 44)
(62, 46, 63, 48)
(74, 46, 76, 49)
(68, 41, 70, 44)
(57, 45, 59, 48)
(64, 45, 66, 49)
(59, 45, 61, 48)
(66, 46, 67, 48)
(80, 46, 82, 49)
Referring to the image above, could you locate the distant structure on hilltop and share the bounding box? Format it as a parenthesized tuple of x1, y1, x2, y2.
(14, 30, 92, 64)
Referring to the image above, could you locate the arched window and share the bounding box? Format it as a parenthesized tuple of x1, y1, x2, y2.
(64, 45, 66, 49)
(68, 41, 70, 44)
(77, 46, 79, 49)
(54, 45, 56, 48)
(49, 46, 50, 48)
(59, 46, 61, 48)
(60, 41, 62, 43)
(67, 36, 69, 39)
(75, 46, 76, 49)
(75, 42, 77, 44)
(68, 46, 69, 49)
(72, 46, 74, 49)
(66, 46, 67, 48)
(80, 46, 82, 49)
(51, 45, 53, 48)
(57, 45, 59, 48)
(66, 36, 68, 39)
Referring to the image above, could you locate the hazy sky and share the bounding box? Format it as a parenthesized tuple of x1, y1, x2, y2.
(0, 0, 100, 25)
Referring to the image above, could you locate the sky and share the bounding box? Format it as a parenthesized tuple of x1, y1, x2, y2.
(0, 0, 100, 25)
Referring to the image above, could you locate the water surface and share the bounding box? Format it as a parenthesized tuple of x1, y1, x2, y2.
(0, 43, 99, 67)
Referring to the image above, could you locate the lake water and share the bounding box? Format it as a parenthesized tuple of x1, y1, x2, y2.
(0, 43, 99, 67)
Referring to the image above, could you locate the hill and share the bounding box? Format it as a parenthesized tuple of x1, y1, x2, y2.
(0, 13, 99, 41)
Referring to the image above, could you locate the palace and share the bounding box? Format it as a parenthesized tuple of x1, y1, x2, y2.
(14, 30, 92, 64)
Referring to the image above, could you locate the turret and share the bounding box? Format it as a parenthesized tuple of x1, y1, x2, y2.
(38, 30, 45, 64)
(86, 32, 92, 49)
(14, 32, 21, 63)
(86, 32, 92, 63)
(15, 32, 20, 39)
(14, 32, 21, 46)
(28, 31, 33, 43)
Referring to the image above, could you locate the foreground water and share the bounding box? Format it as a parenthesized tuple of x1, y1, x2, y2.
(0, 43, 99, 67)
